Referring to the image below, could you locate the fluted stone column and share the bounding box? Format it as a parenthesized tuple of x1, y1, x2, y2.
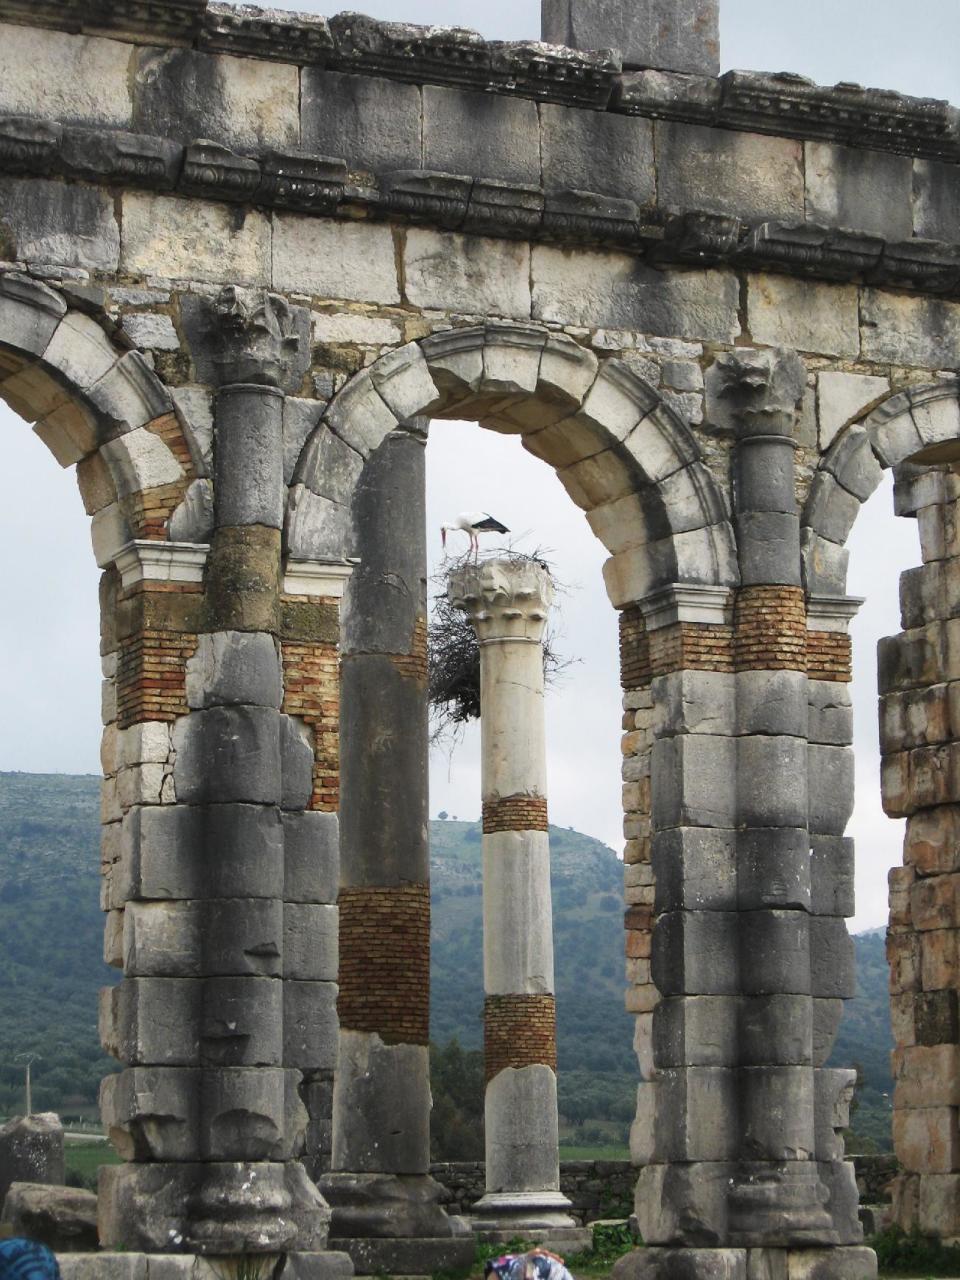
(449, 560, 583, 1248)
(321, 422, 473, 1277)
(99, 288, 345, 1269)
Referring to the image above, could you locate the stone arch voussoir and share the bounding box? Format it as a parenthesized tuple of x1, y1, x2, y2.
(288, 323, 738, 603)
(0, 271, 205, 565)
(802, 381, 960, 598)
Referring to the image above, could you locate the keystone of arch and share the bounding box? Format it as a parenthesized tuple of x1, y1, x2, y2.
(801, 381, 960, 596)
(288, 323, 739, 601)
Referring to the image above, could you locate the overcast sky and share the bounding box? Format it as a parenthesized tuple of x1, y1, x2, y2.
(2, 0, 956, 931)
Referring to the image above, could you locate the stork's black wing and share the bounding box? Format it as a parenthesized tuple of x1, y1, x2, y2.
(473, 515, 510, 533)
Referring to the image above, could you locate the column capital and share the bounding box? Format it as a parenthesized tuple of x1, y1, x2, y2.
(213, 285, 303, 387)
(448, 558, 553, 644)
(715, 346, 806, 440)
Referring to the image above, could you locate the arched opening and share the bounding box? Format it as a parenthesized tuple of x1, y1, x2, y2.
(803, 382, 960, 1235)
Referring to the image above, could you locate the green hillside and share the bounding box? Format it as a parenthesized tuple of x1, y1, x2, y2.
(0, 773, 894, 1151)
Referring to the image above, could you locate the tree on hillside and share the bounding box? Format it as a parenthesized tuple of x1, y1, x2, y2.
(430, 1039, 484, 1160)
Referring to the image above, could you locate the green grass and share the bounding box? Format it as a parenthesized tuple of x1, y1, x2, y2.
(559, 1144, 630, 1161)
(64, 1139, 120, 1189)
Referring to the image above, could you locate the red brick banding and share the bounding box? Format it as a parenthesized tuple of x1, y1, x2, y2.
(282, 639, 340, 812)
(482, 794, 549, 833)
(337, 884, 431, 1045)
(734, 586, 807, 671)
(388, 614, 429, 682)
(484, 993, 557, 1082)
(620, 609, 735, 686)
(807, 631, 853, 682)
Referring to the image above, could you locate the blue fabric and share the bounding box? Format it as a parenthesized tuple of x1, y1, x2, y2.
(0, 1239, 61, 1279)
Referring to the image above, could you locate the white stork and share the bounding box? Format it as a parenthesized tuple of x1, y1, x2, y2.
(441, 511, 510, 557)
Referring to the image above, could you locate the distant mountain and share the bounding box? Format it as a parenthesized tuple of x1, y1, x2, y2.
(0, 774, 893, 1149)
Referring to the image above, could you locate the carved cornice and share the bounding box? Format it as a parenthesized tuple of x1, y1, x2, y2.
(448, 559, 553, 645)
(213, 286, 302, 388)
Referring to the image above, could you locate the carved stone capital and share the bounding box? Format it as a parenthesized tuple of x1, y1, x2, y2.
(213, 285, 302, 387)
(714, 346, 806, 439)
(448, 558, 553, 644)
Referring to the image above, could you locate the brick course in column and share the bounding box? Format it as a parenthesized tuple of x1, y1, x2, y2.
(337, 884, 431, 1046)
(734, 585, 807, 670)
(619, 608, 735, 687)
(484, 994, 557, 1082)
(115, 583, 201, 729)
(281, 630, 340, 813)
(807, 632, 853, 682)
(482, 794, 549, 833)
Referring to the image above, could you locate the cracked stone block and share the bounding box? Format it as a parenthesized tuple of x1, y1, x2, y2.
(200, 976, 283, 1067)
(186, 631, 282, 711)
(101, 1066, 200, 1162)
(172, 706, 281, 806)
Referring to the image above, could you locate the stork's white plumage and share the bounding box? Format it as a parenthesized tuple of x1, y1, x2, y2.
(441, 511, 510, 557)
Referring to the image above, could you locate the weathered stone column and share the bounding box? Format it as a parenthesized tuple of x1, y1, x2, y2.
(619, 350, 872, 1280)
(321, 422, 473, 1277)
(99, 287, 341, 1265)
(449, 560, 582, 1248)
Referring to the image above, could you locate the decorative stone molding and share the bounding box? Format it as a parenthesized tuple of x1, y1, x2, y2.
(113, 539, 208, 589)
(806, 595, 864, 633)
(283, 560, 354, 600)
(638, 583, 734, 631)
(714, 346, 807, 439)
(213, 286, 302, 388)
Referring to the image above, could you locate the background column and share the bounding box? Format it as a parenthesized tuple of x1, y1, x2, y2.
(449, 559, 583, 1249)
(321, 422, 473, 1277)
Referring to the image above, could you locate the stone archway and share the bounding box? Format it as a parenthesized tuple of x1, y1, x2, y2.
(801, 381, 960, 1242)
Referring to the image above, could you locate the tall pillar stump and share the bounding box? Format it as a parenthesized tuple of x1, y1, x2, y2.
(449, 559, 585, 1250)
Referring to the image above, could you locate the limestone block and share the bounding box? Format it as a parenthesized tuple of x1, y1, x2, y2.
(807, 682, 853, 747)
(877, 625, 942, 696)
(369, 344, 441, 422)
(134, 47, 299, 150)
(894, 1044, 960, 1108)
(808, 743, 854, 836)
(654, 1067, 737, 1161)
(913, 394, 960, 456)
(657, 123, 803, 222)
(861, 290, 960, 370)
(93, 355, 175, 436)
(538, 332, 600, 410)
(101, 426, 183, 499)
(283, 399, 325, 487)
(281, 715, 315, 812)
(747, 274, 859, 359)
(631, 1080, 657, 1164)
(532, 246, 740, 341)
(200, 976, 283, 1067)
(634, 1162, 731, 1247)
(331, 1032, 430, 1175)
(559, 447, 634, 509)
(786, 1247, 876, 1280)
(541, 104, 655, 205)
(0, 1115, 65, 1209)
(286, 486, 353, 561)
(810, 836, 855, 919)
(651, 910, 738, 996)
(424, 84, 540, 182)
(274, 215, 400, 304)
(283, 811, 339, 904)
(121, 312, 180, 352)
(738, 737, 808, 829)
(312, 311, 402, 348)
(0, 177, 120, 272)
(653, 995, 738, 1068)
(0, 23, 133, 127)
(914, 159, 960, 242)
(736, 510, 802, 585)
(100, 977, 201, 1066)
(740, 993, 814, 1067)
(890, 993, 917, 1050)
(651, 734, 737, 830)
(800, 528, 849, 596)
(484, 1063, 561, 1192)
(0, 274, 66, 362)
(124, 900, 201, 977)
(919, 501, 960, 565)
(820, 424, 885, 507)
(186, 632, 282, 711)
(302, 68, 419, 173)
(905, 806, 960, 875)
(0, 1181, 98, 1254)
(881, 685, 950, 753)
(323, 373, 399, 459)
(542, 0, 718, 73)
(121, 193, 270, 285)
(199, 1066, 295, 1160)
(805, 142, 912, 240)
(284, 903, 338, 982)
(810, 917, 856, 999)
(405, 228, 531, 320)
(804, 472, 862, 547)
(887, 930, 922, 995)
(918, 1171, 960, 1237)
(284, 980, 339, 1071)
(43, 314, 118, 396)
(737, 829, 812, 913)
(172, 707, 282, 806)
(653, 670, 736, 738)
(171, 386, 214, 473)
(101, 1066, 200, 1162)
(203, 803, 285, 900)
(739, 910, 811, 996)
(652, 827, 737, 912)
(737, 671, 807, 739)
(893, 1106, 960, 1174)
(921, 928, 960, 991)
(202, 899, 283, 978)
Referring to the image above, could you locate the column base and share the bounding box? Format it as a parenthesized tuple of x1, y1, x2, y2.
(472, 1191, 591, 1253)
(334, 1236, 477, 1277)
(609, 1246, 877, 1280)
(727, 1163, 837, 1247)
(57, 1252, 354, 1279)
